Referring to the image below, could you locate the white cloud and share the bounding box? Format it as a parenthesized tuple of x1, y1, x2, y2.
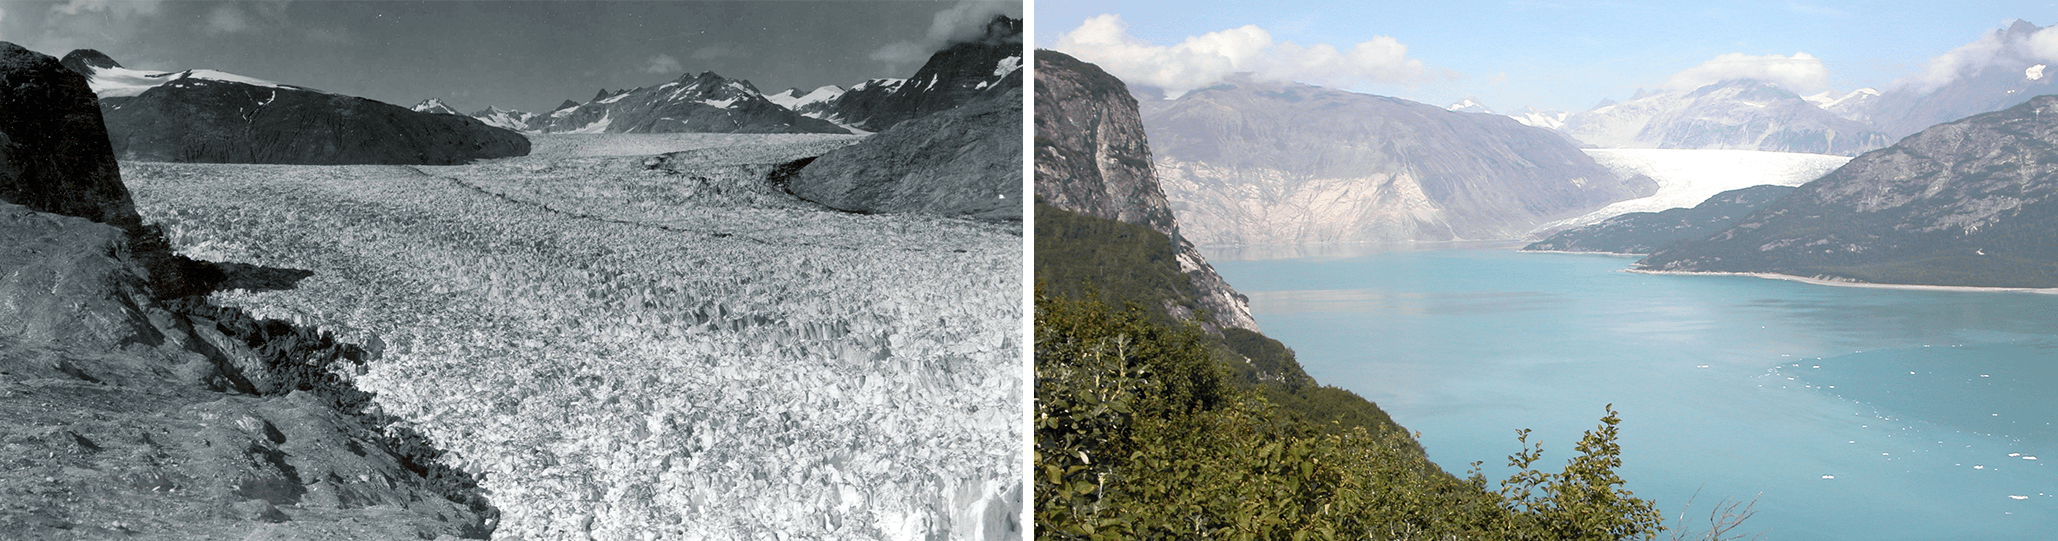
(1052, 14, 1431, 98)
(868, 41, 929, 66)
(927, 0, 1013, 45)
(1664, 52, 1831, 94)
(642, 54, 682, 75)
(1898, 22, 2058, 93)
(52, 0, 163, 17)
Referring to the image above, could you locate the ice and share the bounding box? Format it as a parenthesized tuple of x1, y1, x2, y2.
(597, 92, 631, 104)
(1531, 148, 1852, 233)
(569, 111, 612, 134)
(992, 55, 1020, 78)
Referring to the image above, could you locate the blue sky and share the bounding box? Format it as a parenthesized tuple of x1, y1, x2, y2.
(1037, 0, 2058, 112)
(0, 0, 1020, 113)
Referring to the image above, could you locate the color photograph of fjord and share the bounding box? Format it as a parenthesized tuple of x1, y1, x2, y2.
(1, 1, 1021, 539)
(1038, 1, 2056, 539)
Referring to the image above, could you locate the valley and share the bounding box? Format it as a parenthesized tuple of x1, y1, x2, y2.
(126, 133, 1023, 540)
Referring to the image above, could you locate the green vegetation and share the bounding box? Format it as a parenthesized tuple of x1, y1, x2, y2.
(1035, 205, 1663, 539)
(1035, 292, 1663, 540)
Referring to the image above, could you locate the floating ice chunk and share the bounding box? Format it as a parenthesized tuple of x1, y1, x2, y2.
(2026, 456, 2038, 460)
(2010, 495, 2030, 500)
(2010, 453, 2021, 457)
(1975, 465, 1985, 469)
(1821, 475, 1834, 479)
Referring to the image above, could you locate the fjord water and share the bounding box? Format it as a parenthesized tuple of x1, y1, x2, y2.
(1208, 243, 2057, 540)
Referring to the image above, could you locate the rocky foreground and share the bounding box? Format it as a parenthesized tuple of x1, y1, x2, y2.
(0, 42, 490, 539)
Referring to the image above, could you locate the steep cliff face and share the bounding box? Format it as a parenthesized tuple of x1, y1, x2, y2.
(1636, 95, 2058, 288)
(1138, 74, 1654, 246)
(0, 44, 140, 229)
(1561, 79, 1893, 156)
(1033, 50, 1256, 332)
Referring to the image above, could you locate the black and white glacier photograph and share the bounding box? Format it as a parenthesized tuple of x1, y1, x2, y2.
(1037, 1, 2057, 540)
(0, 0, 1023, 539)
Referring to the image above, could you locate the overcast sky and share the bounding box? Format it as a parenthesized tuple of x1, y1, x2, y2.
(0, 0, 1021, 113)
(1038, 0, 2058, 112)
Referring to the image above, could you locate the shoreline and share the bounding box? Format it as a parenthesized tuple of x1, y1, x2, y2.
(1624, 268, 2058, 294)
(1518, 248, 1646, 257)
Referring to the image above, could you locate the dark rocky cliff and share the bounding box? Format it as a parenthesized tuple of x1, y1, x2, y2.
(1139, 74, 1654, 245)
(1636, 95, 2058, 288)
(1034, 50, 1256, 332)
(0, 42, 492, 538)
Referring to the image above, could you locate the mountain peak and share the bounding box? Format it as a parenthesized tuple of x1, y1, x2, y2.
(554, 99, 580, 111)
(58, 49, 120, 76)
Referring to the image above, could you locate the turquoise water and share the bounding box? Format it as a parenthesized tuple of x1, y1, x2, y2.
(1208, 243, 2058, 540)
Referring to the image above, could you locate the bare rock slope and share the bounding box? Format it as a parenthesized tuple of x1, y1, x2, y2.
(1139, 74, 1654, 245)
(1636, 94, 2058, 288)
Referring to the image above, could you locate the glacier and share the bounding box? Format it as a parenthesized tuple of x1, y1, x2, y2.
(1532, 148, 1850, 234)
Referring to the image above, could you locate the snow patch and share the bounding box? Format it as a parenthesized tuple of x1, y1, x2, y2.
(2029, 64, 2047, 81)
(597, 92, 632, 104)
(992, 56, 1021, 78)
(569, 112, 612, 134)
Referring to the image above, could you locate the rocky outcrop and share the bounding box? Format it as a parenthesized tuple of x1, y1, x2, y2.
(788, 83, 1020, 220)
(532, 71, 847, 134)
(1636, 95, 2058, 288)
(412, 98, 462, 115)
(1138, 74, 1654, 246)
(1524, 184, 1795, 254)
(1561, 79, 1893, 156)
(1034, 50, 1256, 332)
(0, 43, 141, 230)
(0, 42, 492, 538)
(1033, 51, 1179, 237)
(823, 15, 1022, 132)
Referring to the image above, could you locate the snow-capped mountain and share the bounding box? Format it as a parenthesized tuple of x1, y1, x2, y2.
(1137, 73, 1654, 245)
(58, 49, 320, 103)
(1802, 87, 1882, 122)
(528, 70, 846, 134)
(805, 15, 1022, 132)
(765, 85, 845, 117)
(58, 49, 527, 164)
(469, 106, 539, 132)
(1559, 78, 1892, 156)
(1849, 20, 2058, 138)
(412, 98, 461, 115)
(1446, 97, 1493, 114)
(1508, 107, 1571, 130)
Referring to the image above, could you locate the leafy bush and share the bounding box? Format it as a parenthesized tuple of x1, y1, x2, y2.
(1036, 291, 1665, 540)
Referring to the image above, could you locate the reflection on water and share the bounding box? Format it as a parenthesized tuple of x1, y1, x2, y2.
(1210, 245, 2058, 541)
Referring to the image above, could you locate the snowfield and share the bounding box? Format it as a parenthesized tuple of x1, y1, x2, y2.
(124, 133, 1022, 540)
(1533, 148, 1852, 234)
